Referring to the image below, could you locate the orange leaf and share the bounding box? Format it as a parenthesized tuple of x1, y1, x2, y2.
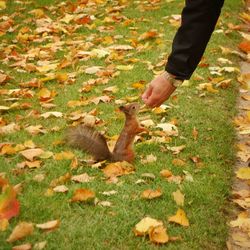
(102, 161, 135, 178)
(238, 40, 250, 53)
(0, 177, 20, 221)
(149, 225, 169, 244)
(71, 188, 95, 202)
(141, 189, 162, 200)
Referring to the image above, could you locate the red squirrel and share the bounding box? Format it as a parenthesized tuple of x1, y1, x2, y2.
(66, 103, 146, 163)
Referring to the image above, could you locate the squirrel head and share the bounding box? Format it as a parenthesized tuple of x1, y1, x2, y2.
(119, 102, 140, 115)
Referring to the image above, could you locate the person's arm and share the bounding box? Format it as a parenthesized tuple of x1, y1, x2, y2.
(142, 0, 224, 107)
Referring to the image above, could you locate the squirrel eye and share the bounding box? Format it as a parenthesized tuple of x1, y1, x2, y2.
(132, 106, 136, 109)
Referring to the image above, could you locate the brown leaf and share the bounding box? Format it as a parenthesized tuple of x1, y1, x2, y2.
(7, 222, 34, 243)
(71, 188, 95, 202)
(172, 158, 186, 166)
(20, 148, 44, 161)
(102, 161, 135, 178)
(141, 189, 162, 200)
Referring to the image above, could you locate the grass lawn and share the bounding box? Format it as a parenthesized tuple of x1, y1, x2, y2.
(0, 0, 243, 249)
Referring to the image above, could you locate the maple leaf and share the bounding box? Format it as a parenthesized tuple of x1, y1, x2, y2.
(0, 177, 20, 221)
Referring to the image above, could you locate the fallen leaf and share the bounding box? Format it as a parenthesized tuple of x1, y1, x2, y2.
(141, 188, 162, 200)
(236, 167, 250, 180)
(133, 217, 163, 236)
(71, 188, 95, 202)
(0, 218, 9, 231)
(156, 123, 178, 136)
(33, 241, 47, 250)
(141, 154, 157, 164)
(172, 189, 184, 206)
(71, 173, 94, 183)
(160, 169, 172, 178)
(0, 177, 20, 221)
(167, 145, 186, 154)
(53, 185, 68, 193)
(36, 220, 60, 231)
(20, 148, 44, 161)
(7, 222, 34, 243)
(12, 243, 32, 250)
(149, 225, 169, 244)
(102, 190, 117, 196)
(40, 112, 63, 119)
(102, 161, 135, 178)
(172, 158, 186, 166)
(192, 127, 198, 140)
(168, 208, 189, 227)
(54, 151, 75, 160)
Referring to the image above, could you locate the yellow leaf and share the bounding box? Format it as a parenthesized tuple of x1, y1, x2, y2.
(172, 190, 184, 206)
(149, 225, 169, 244)
(168, 208, 189, 227)
(54, 151, 75, 160)
(236, 167, 250, 180)
(29, 9, 45, 18)
(0, 144, 16, 155)
(133, 217, 163, 236)
(0, 218, 9, 231)
(0, 1, 6, 10)
(116, 65, 134, 71)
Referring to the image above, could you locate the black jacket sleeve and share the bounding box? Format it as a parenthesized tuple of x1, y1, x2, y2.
(165, 0, 224, 80)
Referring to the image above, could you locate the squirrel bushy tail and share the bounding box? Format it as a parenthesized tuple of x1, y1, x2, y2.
(66, 125, 112, 161)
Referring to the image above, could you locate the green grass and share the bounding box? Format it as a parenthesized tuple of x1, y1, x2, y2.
(0, 0, 243, 249)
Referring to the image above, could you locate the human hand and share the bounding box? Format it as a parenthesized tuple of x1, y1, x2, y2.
(141, 73, 176, 108)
